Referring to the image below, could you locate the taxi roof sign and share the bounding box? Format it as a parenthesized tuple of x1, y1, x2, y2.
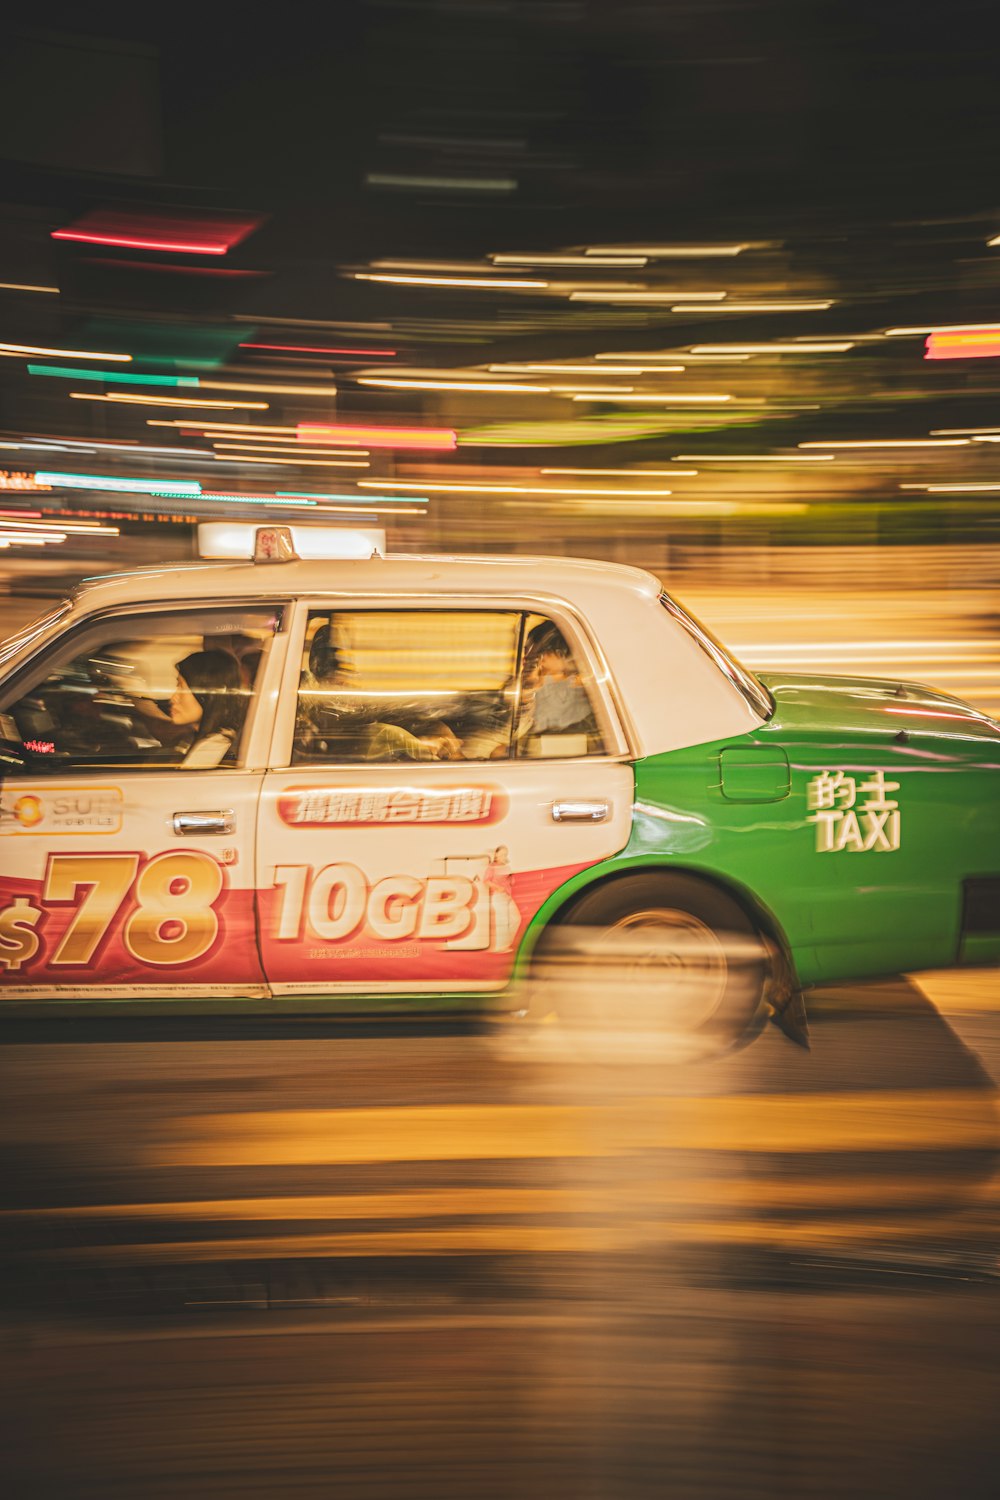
(255, 525, 298, 562)
(198, 522, 385, 561)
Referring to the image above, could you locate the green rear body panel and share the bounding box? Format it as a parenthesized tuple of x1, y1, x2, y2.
(519, 673, 1000, 990)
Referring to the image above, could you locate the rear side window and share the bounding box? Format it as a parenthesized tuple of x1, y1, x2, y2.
(292, 608, 608, 764)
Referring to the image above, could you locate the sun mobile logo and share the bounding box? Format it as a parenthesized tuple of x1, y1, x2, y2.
(12, 794, 44, 829)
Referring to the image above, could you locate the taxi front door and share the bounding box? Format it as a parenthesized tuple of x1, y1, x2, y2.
(0, 601, 283, 1006)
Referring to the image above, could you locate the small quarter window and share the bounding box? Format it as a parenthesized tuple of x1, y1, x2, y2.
(659, 591, 773, 720)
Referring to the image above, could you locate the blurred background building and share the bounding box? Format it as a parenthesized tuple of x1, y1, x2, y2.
(2, 1, 999, 705)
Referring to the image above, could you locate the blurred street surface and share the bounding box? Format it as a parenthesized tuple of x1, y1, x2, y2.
(1, 971, 999, 1497)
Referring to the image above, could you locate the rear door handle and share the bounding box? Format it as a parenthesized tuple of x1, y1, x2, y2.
(551, 800, 609, 823)
(172, 810, 236, 836)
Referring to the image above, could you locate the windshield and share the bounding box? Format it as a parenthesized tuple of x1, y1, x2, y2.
(0, 601, 72, 675)
(659, 591, 774, 721)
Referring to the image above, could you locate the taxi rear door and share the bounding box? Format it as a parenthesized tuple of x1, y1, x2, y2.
(256, 598, 634, 1003)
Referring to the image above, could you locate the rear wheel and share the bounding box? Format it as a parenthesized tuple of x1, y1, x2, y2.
(531, 872, 768, 1056)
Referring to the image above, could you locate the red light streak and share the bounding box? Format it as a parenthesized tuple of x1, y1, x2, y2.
(241, 343, 397, 356)
(52, 211, 261, 257)
(299, 423, 457, 451)
(54, 231, 231, 255)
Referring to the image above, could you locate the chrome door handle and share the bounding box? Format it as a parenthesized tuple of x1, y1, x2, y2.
(551, 800, 609, 823)
(172, 810, 236, 836)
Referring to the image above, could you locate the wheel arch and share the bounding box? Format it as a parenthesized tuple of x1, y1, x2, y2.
(513, 856, 798, 991)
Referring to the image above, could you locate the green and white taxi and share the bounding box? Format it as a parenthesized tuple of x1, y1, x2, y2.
(0, 525, 997, 1044)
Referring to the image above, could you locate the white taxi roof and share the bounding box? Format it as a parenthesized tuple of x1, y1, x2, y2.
(59, 552, 764, 758)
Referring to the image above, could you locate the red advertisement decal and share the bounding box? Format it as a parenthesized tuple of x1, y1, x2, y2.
(278, 785, 508, 828)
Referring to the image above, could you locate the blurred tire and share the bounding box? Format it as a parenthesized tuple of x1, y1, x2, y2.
(530, 872, 768, 1059)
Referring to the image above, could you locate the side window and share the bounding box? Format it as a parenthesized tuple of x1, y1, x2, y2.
(292, 608, 608, 764)
(0, 606, 281, 775)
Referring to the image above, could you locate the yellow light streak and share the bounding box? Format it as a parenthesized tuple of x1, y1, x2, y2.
(354, 272, 548, 289)
(690, 342, 854, 353)
(569, 290, 728, 303)
(900, 482, 1000, 492)
(147, 420, 298, 434)
(930, 427, 1000, 436)
(672, 301, 834, 312)
(358, 376, 550, 393)
(800, 439, 969, 449)
(596, 351, 752, 362)
(489, 363, 684, 375)
(584, 244, 749, 257)
(541, 467, 698, 477)
(572, 393, 732, 404)
(200, 379, 338, 396)
(356, 479, 673, 497)
(70, 392, 269, 410)
(673, 453, 835, 462)
(885, 322, 1000, 335)
(0, 517, 119, 535)
(490, 253, 648, 267)
(0, 281, 60, 294)
(212, 453, 375, 468)
(0, 342, 130, 361)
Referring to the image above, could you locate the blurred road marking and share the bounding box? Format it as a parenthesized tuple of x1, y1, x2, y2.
(36, 1212, 1000, 1264)
(149, 1088, 999, 1168)
(7, 1172, 997, 1226)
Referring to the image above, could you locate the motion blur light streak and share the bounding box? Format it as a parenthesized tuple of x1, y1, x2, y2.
(0, 343, 131, 361)
(356, 479, 673, 497)
(0, 281, 59, 294)
(276, 493, 424, 514)
(490, 253, 648, 267)
(198, 381, 338, 396)
(69, 393, 269, 410)
(690, 343, 854, 354)
(29, 365, 199, 386)
(35, 471, 203, 497)
(584, 243, 749, 256)
(212, 454, 376, 468)
(674, 453, 835, 462)
(925, 330, 1000, 359)
(300, 423, 457, 451)
(52, 211, 260, 255)
(568, 290, 728, 303)
(490, 363, 684, 374)
(357, 377, 551, 393)
(240, 343, 397, 356)
(799, 439, 969, 449)
(149, 420, 298, 434)
(572, 393, 732, 404)
(885, 322, 1000, 336)
(542, 467, 699, 476)
(902, 482, 1000, 492)
(599, 351, 752, 362)
(673, 301, 834, 312)
(354, 272, 548, 290)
